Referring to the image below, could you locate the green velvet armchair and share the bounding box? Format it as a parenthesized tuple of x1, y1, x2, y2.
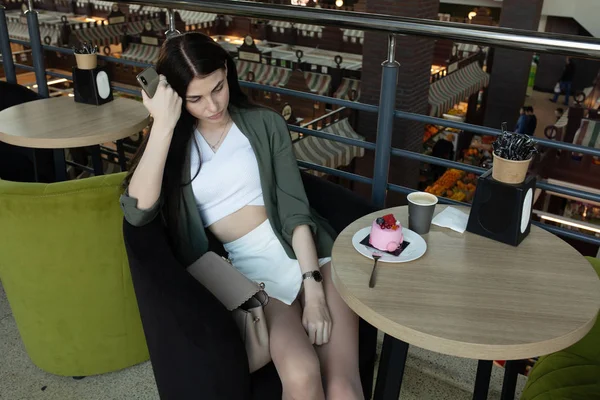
(0, 172, 148, 376)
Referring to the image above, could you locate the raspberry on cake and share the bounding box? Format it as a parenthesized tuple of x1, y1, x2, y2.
(369, 214, 404, 252)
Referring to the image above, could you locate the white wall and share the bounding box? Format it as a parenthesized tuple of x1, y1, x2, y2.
(441, 0, 600, 38)
(541, 0, 576, 17)
(543, 0, 599, 37)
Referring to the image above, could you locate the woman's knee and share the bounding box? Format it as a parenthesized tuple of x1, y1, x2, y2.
(278, 350, 322, 392)
(326, 377, 364, 400)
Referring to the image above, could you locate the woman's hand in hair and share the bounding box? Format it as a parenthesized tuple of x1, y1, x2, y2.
(142, 74, 182, 132)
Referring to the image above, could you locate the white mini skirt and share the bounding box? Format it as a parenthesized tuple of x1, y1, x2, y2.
(223, 219, 331, 305)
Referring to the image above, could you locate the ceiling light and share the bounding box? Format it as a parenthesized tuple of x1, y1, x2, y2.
(336, 0, 344, 7)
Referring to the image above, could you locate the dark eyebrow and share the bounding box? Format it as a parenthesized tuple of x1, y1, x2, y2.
(212, 80, 225, 91)
(186, 80, 225, 100)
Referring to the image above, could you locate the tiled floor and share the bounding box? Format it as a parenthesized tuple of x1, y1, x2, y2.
(1, 282, 525, 400)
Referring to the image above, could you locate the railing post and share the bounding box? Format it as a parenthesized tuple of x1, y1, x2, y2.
(165, 9, 181, 38)
(371, 34, 400, 208)
(0, 5, 17, 84)
(25, 0, 49, 98)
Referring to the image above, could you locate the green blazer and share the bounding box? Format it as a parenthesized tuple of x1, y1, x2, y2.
(120, 105, 336, 267)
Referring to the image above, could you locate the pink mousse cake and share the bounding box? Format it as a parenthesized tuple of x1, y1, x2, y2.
(369, 214, 404, 252)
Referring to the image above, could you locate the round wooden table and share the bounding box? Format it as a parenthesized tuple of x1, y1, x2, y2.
(0, 96, 149, 180)
(331, 205, 600, 400)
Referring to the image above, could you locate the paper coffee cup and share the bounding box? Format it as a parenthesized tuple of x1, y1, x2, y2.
(407, 192, 438, 235)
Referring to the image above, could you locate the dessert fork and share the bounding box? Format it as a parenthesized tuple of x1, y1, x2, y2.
(368, 252, 382, 288)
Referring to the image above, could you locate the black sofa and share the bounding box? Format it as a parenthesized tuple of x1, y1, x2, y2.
(123, 171, 379, 399)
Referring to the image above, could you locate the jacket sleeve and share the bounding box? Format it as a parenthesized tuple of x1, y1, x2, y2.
(119, 189, 162, 227)
(269, 112, 317, 243)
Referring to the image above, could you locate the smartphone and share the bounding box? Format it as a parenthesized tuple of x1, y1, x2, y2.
(136, 67, 160, 98)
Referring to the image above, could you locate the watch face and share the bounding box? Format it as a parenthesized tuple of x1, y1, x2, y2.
(313, 271, 323, 283)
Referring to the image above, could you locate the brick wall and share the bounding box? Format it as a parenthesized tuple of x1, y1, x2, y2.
(318, 27, 345, 53)
(354, 0, 439, 206)
(482, 0, 543, 131)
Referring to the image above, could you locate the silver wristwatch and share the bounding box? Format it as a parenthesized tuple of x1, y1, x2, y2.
(302, 270, 323, 283)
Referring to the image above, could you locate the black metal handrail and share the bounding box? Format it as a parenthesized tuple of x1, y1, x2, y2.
(121, 0, 600, 58)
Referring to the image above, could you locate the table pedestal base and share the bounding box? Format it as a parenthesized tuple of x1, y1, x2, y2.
(53, 149, 67, 182)
(500, 360, 521, 400)
(373, 334, 409, 400)
(373, 334, 522, 400)
(473, 360, 493, 400)
(50, 145, 112, 182)
(89, 145, 104, 176)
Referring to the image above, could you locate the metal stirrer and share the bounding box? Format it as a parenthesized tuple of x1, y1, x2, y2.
(492, 122, 538, 161)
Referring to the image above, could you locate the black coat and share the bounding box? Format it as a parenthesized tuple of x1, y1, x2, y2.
(526, 115, 538, 135)
(560, 61, 575, 82)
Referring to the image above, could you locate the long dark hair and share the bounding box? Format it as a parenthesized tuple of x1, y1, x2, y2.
(124, 32, 253, 242)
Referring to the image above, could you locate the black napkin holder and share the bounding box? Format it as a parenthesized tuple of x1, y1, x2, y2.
(466, 170, 536, 246)
(72, 66, 113, 106)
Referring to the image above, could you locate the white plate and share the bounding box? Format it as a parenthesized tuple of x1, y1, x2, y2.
(351, 226, 427, 263)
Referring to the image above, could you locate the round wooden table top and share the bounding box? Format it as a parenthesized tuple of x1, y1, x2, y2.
(331, 205, 600, 360)
(0, 96, 150, 149)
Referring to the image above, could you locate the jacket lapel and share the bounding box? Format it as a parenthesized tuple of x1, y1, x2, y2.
(229, 106, 276, 206)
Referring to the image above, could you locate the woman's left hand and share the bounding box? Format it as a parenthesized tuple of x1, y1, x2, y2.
(302, 295, 332, 346)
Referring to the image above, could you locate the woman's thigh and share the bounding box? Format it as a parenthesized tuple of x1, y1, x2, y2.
(264, 298, 323, 385)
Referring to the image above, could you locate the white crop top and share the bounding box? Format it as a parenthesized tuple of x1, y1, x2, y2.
(190, 123, 265, 227)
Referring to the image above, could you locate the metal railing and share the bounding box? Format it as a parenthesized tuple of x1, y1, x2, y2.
(1, 0, 600, 246)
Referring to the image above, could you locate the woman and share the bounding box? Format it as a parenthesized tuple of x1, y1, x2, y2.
(121, 32, 363, 400)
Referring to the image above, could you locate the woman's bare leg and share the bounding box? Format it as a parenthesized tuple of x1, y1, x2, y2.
(264, 298, 325, 400)
(312, 262, 364, 400)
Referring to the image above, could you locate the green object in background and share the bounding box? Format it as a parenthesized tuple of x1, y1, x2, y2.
(0, 173, 149, 377)
(521, 257, 600, 400)
(526, 54, 539, 97)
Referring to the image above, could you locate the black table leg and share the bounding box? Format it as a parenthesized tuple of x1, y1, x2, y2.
(373, 334, 409, 400)
(31, 148, 39, 182)
(500, 360, 520, 400)
(53, 149, 67, 182)
(473, 360, 493, 400)
(116, 139, 127, 172)
(89, 145, 104, 176)
(359, 319, 378, 400)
